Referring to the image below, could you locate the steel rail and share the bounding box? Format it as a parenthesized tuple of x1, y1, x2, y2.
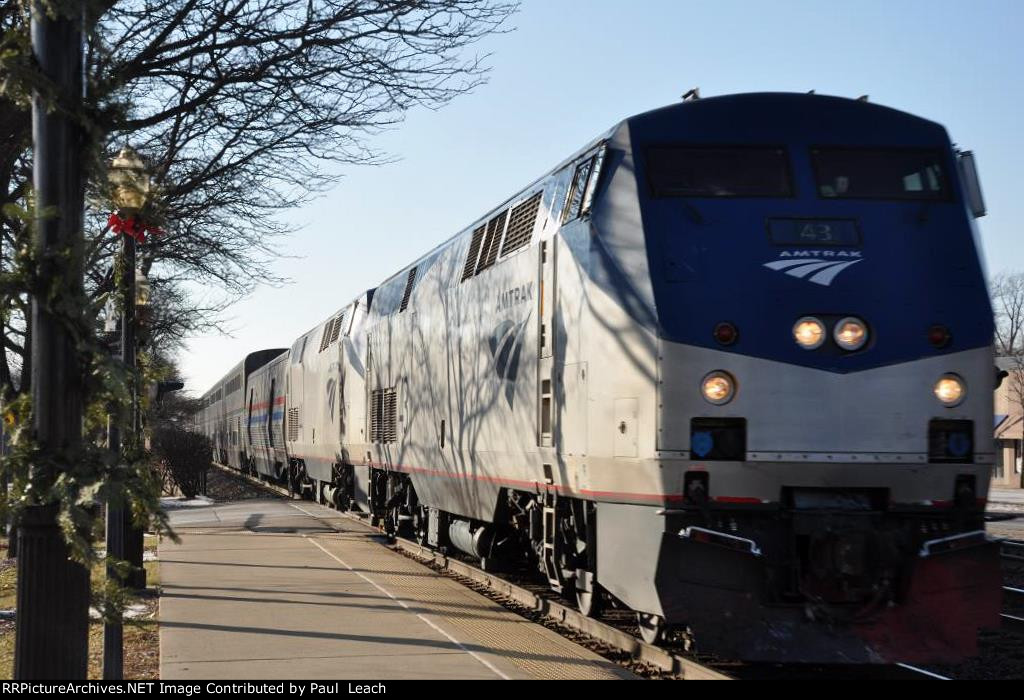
(1001, 540, 1024, 561)
(1001, 613, 1024, 635)
(895, 663, 952, 680)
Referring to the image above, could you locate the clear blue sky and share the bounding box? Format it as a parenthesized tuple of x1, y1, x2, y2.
(180, 0, 1024, 394)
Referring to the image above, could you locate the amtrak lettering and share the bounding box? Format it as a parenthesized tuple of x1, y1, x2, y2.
(763, 250, 864, 287)
(778, 250, 861, 258)
(496, 282, 533, 312)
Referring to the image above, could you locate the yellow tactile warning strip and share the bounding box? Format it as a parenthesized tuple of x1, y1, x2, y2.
(292, 505, 633, 680)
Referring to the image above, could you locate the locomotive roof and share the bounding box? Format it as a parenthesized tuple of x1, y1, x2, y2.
(626, 91, 948, 146)
(369, 92, 947, 294)
(631, 91, 943, 127)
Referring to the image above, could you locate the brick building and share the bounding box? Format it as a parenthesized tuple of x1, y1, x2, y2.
(994, 356, 1024, 489)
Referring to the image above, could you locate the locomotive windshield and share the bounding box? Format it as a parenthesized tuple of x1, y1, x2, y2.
(811, 147, 949, 200)
(646, 146, 792, 198)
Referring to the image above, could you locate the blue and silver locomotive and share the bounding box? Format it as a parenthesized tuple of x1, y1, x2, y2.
(196, 92, 1001, 663)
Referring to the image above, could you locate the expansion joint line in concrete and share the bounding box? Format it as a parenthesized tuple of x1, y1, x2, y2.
(294, 506, 509, 680)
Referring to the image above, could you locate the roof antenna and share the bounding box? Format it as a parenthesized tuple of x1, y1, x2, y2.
(807, 89, 816, 94)
(681, 87, 700, 102)
(856, 94, 869, 102)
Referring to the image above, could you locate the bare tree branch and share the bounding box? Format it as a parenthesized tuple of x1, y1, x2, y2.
(992, 271, 1024, 355)
(1, 0, 517, 395)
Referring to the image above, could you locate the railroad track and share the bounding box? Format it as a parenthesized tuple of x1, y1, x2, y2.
(205, 462, 958, 679)
(1002, 539, 1024, 562)
(1000, 540, 1024, 636)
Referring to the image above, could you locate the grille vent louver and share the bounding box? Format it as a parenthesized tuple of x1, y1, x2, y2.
(475, 210, 508, 274)
(286, 407, 300, 442)
(370, 390, 381, 442)
(329, 311, 346, 344)
(318, 320, 333, 352)
(399, 267, 417, 313)
(461, 226, 485, 281)
(460, 190, 544, 282)
(383, 388, 397, 442)
(500, 192, 542, 257)
(318, 312, 347, 352)
(369, 387, 398, 443)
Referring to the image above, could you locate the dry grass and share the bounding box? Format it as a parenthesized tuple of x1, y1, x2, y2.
(0, 535, 160, 679)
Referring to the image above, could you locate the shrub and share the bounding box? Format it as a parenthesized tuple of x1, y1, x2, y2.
(152, 426, 210, 499)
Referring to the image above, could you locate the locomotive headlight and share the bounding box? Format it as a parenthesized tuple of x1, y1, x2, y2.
(833, 317, 868, 351)
(934, 374, 966, 407)
(701, 371, 736, 405)
(793, 317, 825, 350)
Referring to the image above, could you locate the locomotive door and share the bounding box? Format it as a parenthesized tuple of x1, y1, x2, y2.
(538, 238, 555, 447)
(539, 152, 604, 456)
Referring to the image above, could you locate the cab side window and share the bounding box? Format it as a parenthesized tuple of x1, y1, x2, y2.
(562, 158, 592, 223)
(561, 147, 606, 224)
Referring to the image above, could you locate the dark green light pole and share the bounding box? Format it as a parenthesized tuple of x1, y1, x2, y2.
(14, 0, 91, 680)
(104, 147, 151, 679)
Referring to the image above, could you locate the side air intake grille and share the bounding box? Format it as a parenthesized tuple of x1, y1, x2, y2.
(318, 312, 347, 352)
(383, 388, 397, 443)
(461, 225, 485, 281)
(501, 192, 542, 256)
(369, 390, 381, 443)
(318, 320, 332, 352)
(329, 312, 345, 344)
(461, 189, 544, 282)
(399, 267, 417, 313)
(476, 210, 508, 274)
(369, 387, 398, 443)
(287, 407, 300, 442)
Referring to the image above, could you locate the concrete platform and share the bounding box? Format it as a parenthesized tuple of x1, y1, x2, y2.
(990, 488, 1024, 507)
(988, 515, 1024, 539)
(159, 499, 636, 680)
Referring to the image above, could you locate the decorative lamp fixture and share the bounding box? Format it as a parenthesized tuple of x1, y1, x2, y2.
(108, 147, 162, 242)
(109, 147, 150, 212)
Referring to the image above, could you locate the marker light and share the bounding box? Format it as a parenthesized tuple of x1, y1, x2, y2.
(928, 324, 951, 348)
(793, 317, 826, 349)
(713, 322, 738, 346)
(834, 317, 868, 351)
(934, 374, 966, 407)
(701, 371, 736, 405)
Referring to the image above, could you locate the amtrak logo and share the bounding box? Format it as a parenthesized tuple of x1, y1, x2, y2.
(489, 313, 531, 408)
(325, 361, 341, 420)
(763, 250, 863, 287)
(326, 377, 337, 420)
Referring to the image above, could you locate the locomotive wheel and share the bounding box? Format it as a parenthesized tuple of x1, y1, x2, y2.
(384, 513, 397, 543)
(334, 487, 352, 512)
(412, 505, 429, 546)
(636, 612, 664, 645)
(575, 583, 603, 618)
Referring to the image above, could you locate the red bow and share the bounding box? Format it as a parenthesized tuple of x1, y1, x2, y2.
(109, 213, 163, 243)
